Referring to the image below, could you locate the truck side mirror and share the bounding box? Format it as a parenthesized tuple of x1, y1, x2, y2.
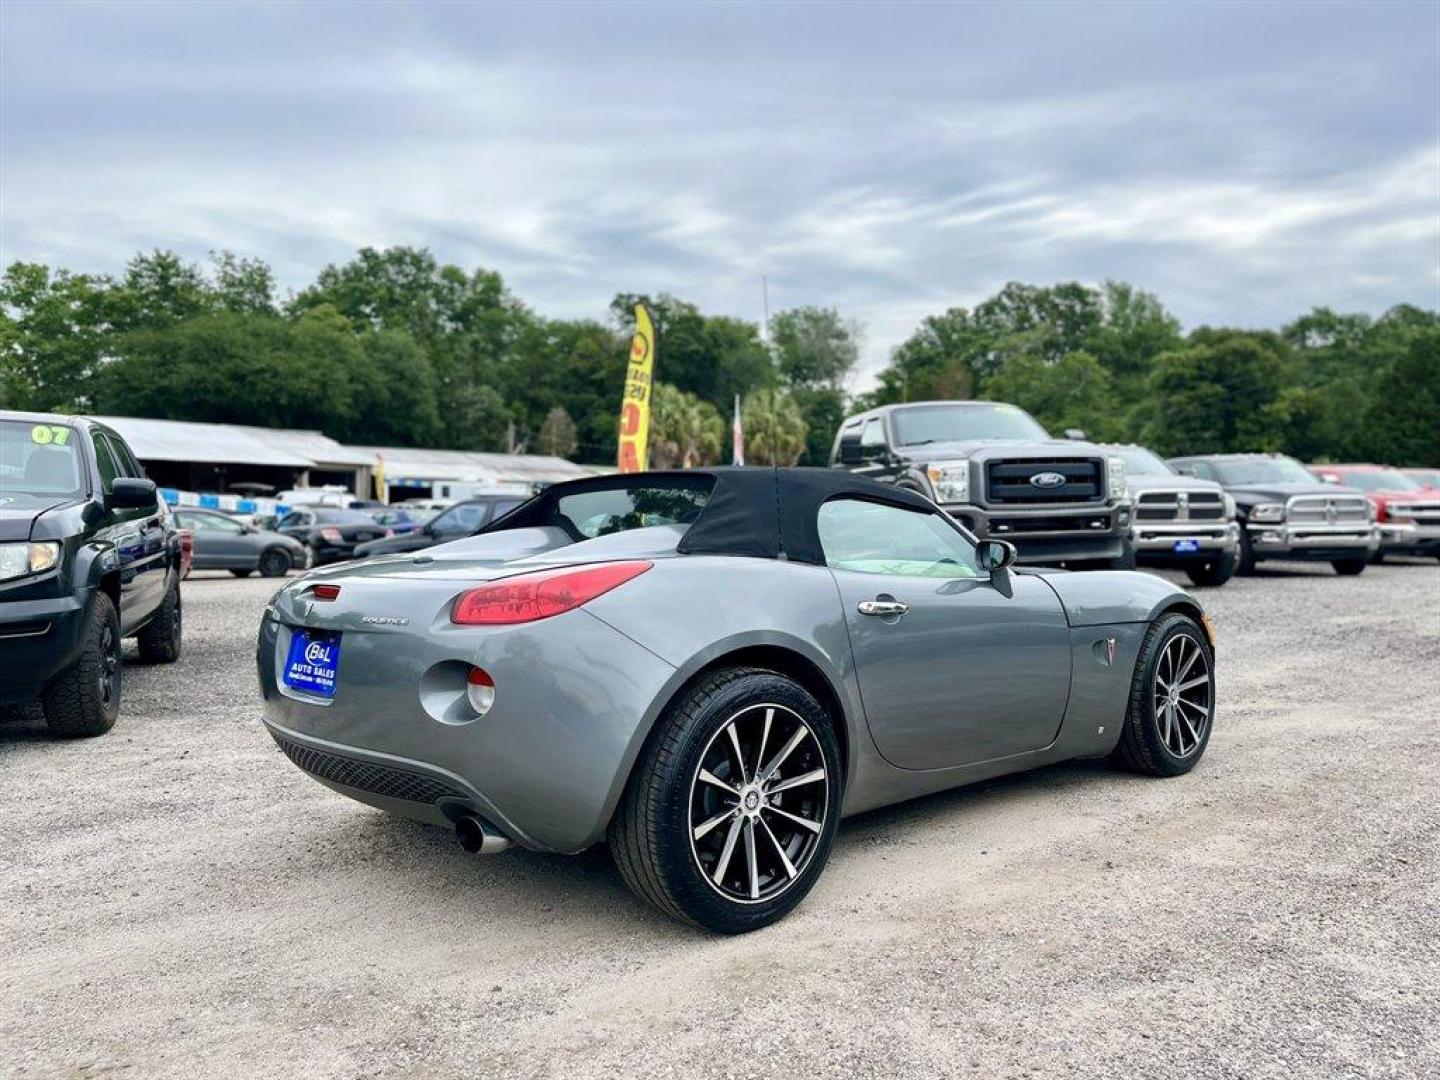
(108, 477, 157, 510)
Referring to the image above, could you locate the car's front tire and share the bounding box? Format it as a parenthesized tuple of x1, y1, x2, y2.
(1111, 612, 1214, 777)
(608, 667, 842, 933)
(42, 593, 122, 738)
(136, 578, 182, 664)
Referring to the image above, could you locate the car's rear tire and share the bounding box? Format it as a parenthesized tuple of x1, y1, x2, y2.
(42, 593, 122, 738)
(230, 569, 254, 578)
(1185, 552, 1237, 588)
(258, 547, 292, 578)
(136, 578, 182, 664)
(1332, 558, 1367, 576)
(608, 667, 842, 934)
(1111, 612, 1214, 778)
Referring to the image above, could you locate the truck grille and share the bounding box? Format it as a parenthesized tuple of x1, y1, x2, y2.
(989, 512, 1112, 535)
(1286, 495, 1369, 526)
(270, 732, 465, 805)
(1134, 490, 1227, 523)
(986, 458, 1104, 504)
(1402, 501, 1440, 526)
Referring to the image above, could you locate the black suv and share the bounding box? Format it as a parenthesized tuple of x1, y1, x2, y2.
(831, 400, 1133, 567)
(0, 412, 183, 736)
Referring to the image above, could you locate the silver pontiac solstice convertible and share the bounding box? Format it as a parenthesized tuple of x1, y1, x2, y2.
(258, 468, 1216, 932)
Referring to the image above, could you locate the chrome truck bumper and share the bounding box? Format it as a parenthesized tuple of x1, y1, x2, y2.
(1246, 522, 1379, 561)
(1376, 521, 1440, 556)
(1131, 521, 1239, 556)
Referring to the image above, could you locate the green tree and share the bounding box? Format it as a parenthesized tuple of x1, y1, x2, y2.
(649, 383, 724, 468)
(1361, 329, 1440, 465)
(0, 262, 114, 411)
(770, 306, 860, 389)
(537, 406, 579, 458)
(742, 387, 807, 466)
(211, 251, 278, 316)
(984, 351, 1120, 440)
(1140, 330, 1288, 455)
(110, 250, 212, 332)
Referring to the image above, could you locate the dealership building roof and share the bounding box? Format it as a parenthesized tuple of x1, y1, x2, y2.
(93, 414, 594, 490)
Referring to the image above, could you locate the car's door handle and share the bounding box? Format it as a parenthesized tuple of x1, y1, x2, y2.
(858, 599, 909, 617)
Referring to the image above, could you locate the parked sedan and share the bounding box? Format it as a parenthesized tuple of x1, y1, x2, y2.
(274, 508, 389, 566)
(171, 507, 308, 577)
(369, 506, 438, 536)
(258, 468, 1216, 933)
(351, 495, 525, 559)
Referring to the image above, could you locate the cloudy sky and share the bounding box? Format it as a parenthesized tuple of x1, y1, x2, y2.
(2, 1, 1436, 384)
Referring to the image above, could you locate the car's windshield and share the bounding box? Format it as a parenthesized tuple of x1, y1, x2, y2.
(0, 420, 86, 499)
(892, 403, 1050, 446)
(1328, 469, 1419, 492)
(1213, 457, 1315, 485)
(1113, 446, 1173, 476)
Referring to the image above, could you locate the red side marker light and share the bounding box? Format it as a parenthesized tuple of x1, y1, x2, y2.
(310, 584, 341, 601)
(452, 561, 653, 625)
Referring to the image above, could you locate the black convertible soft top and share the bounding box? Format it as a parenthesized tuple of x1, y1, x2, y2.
(484, 467, 938, 566)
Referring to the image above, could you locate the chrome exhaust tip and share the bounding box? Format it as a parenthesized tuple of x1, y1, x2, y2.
(455, 814, 511, 855)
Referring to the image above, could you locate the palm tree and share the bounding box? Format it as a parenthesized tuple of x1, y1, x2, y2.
(742, 388, 808, 466)
(649, 383, 724, 468)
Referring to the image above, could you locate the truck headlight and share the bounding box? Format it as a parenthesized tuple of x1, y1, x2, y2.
(1249, 503, 1285, 523)
(924, 461, 970, 504)
(1106, 456, 1126, 500)
(0, 541, 61, 581)
(1222, 493, 1237, 518)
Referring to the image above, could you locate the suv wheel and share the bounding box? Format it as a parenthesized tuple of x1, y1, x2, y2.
(1332, 558, 1367, 576)
(137, 578, 183, 663)
(1236, 529, 1257, 575)
(609, 668, 842, 933)
(42, 593, 122, 737)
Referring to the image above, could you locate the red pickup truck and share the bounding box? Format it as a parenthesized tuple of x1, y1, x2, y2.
(1310, 464, 1440, 562)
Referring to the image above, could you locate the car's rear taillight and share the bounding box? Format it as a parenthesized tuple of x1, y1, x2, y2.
(310, 584, 340, 601)
(320, 528, 343, 542)
(451, 561, 653, 625)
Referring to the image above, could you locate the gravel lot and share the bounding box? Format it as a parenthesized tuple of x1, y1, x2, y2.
(3, 560, 1437, 1079)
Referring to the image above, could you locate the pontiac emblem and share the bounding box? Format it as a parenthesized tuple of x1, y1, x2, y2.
(1029, 471, 1066, 489)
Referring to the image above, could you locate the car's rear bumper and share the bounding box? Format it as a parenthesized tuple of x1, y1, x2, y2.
(1132, 521, 1239, 564)
(1247, 522, 1379, 561)
(1377, 521, 1440, 556)
(0, 592, 88, 705)
(256, 601, 676, 854)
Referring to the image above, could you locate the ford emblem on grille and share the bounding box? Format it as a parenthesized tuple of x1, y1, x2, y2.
(1029, 471, 1067, 488)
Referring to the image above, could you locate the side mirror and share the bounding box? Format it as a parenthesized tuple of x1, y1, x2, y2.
(837, 440, 863, 466)
(977, 539, 1018, 572)
(1318, 474, 1340, 485)
(1063, 428, 1088, 441)
(1173, 465, 1196, 477)
(977, 539, 1018, 597)
(108, 477, 157, 510)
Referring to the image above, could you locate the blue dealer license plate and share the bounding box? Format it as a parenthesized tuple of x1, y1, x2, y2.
(1173, 539, 1201, 554)
(283, 629, 341, 698)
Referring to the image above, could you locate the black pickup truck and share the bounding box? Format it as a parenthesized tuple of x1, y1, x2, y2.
(831, 400, 1133, 567)
(0, 412, 183, 736)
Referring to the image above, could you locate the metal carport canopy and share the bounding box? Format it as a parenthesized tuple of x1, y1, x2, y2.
(94, 416, 317, 468)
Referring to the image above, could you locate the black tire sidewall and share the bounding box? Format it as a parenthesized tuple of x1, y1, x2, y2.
(259, 547, 291, 577)
(1125, 615, 1214, 777)
(649, 672, 842, 933)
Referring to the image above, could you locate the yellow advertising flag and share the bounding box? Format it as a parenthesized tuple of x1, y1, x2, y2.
(373, 453, 388, 503)
(617, 304, 656, 473)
